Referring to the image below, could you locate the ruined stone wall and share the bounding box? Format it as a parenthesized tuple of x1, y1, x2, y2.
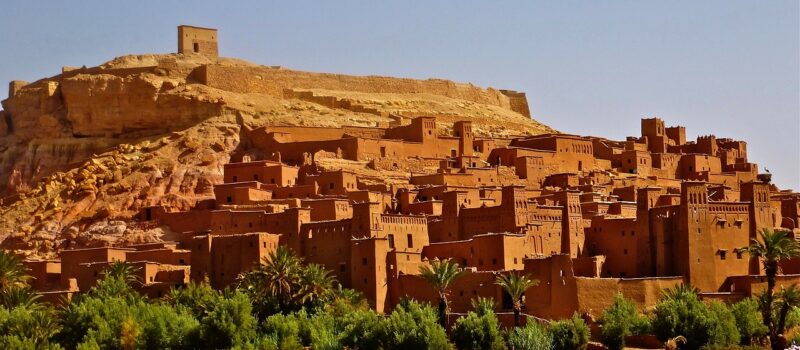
(195, 65, 522, 113)
(499, 90, 532, 118)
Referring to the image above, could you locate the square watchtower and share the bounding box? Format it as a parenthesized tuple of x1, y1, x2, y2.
(178, 25, 218, 58)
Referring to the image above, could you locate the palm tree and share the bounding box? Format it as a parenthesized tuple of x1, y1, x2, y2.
(661, 284, 700, 301)
(237, 245, 303, 313)
(298, 263, 336, 307)
(0, 285, 42, 309)
(471, 296, 496, 316)
(776, 283, 800, 336)
(737, 228, 800, 350)
(261, 246, 303, 302)
(496, 271, 539, 327)
(104, 261, 141, 286)
(0, 251, 31, 291)
(419, 259, 465, 327)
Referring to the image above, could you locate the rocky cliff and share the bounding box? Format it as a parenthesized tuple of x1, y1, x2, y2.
(0, 53, 553, 258)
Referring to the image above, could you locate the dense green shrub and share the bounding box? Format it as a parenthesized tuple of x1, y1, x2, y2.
(599, 294, 651, 350)
(729, 298, 768, 345)
(58, 296, 201, 349)
(471, 296, 497, 316)
(378, 299, 451, 350)
(785, 305, 800, 330)
(297, 311, 339, 350)
(652, 287, 740, 350)
(0, 305, 62, 349)
(165, 280, 222, 319)
(550, 313, 590, 350)
(261, 313, 303, 350)
(451, 311, 506, 350)
(338, 308, 383, 349)
(706, 301, 740, 347)
(506, 319, 553, 350)
(200, 291, 258, 349)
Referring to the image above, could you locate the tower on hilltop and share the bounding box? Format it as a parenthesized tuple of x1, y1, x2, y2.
(177, 25, 218, 58)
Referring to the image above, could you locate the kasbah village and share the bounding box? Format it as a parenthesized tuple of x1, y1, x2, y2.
(0, 25, 799, 350)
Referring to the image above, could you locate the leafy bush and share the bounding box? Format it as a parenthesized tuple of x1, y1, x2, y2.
(599, 294, 651, 350)
(507, 319, 553, 350)
(165, 280, 222, 319)
(261, 313, 303, 350)
(0, 305, 62, 349)
(471, 297, 497, 316)
(706, 301, 740, 347)
(58, 295, 201, 349)
(298, 311, 339, 350)
(550, 313, 590, 350)
(338, 308, 383, 350)
(729, 298, 767, 345)
(451, 311, 506, 350)
(200, 291, 257, 349)
(378, 299, 451, 350)
(785, 306, 800, 330)
(652, 287, 739, 350)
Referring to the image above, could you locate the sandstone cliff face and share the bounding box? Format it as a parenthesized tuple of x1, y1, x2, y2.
(0, 53, 554, 258)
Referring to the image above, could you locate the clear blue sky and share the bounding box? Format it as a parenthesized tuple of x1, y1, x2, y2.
(1, 1, 798, 189)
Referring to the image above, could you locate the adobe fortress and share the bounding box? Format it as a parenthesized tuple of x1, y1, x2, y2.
(2, 26, 799, 320)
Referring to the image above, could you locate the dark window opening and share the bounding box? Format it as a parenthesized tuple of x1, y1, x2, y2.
(407, 234, 413, 248)
(193, 43, 200, 53)
(501, 291, 513, 309)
